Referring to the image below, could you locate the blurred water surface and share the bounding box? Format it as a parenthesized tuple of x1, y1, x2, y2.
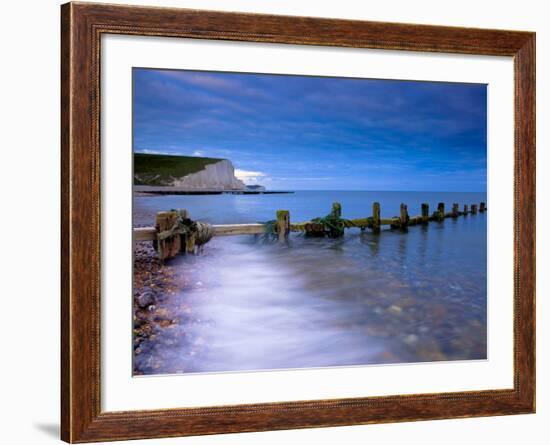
(134, 191, 487, 374)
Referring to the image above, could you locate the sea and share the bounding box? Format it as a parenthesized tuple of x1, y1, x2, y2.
(133, 190, 487, 374)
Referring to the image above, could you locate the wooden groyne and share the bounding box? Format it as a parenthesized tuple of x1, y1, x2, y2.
(134, 201, 487, 261)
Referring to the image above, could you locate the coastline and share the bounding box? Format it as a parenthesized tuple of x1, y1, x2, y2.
(133, 243, 173, 374)
(133, 236, 216, 375)
(133, 243, 190, 375)
(134, 185, 293, 195)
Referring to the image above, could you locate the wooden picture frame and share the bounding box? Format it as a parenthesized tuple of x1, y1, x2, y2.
(61, 2, 535, 442)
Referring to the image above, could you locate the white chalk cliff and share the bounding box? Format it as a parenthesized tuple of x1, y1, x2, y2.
(170, 159, 245, 190)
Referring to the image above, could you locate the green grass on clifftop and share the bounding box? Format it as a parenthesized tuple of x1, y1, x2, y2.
(134, 153, 223, 185)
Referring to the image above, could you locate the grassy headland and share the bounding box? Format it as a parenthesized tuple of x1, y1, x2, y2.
(134, 153, 224, 186)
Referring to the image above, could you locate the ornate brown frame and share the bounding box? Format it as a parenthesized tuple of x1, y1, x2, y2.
(61, 2, 535, 442)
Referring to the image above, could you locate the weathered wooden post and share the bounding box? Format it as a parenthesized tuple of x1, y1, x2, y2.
(400, 203, 409, 230)
(372, 202, 381, 234)
(421, 203, 429, 224)
(276, 210, 290, 242)
(452, 203, 459, 218)
(328, 202, 346, 237)
(480, 202, 486, 212)
(471, 204, 478, 214)
(155, 210, 182, 261)
(170, 209, 196, 254)
(331, 202, 342, 218)
(185, 232, 196, 254)
(463, 204, 468, 216)
(437, 202, 445, 221)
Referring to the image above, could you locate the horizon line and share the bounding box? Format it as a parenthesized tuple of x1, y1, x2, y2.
(264, 189, 487, 193)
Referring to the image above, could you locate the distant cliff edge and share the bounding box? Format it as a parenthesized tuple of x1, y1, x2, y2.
(134, 153, 245, 191)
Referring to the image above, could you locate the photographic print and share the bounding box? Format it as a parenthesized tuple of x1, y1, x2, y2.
(132, 68, 487, 376)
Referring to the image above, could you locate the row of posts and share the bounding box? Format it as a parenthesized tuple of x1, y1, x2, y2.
(276, 201, 486, 240)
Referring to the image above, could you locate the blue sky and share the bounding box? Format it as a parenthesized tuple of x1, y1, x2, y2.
(133, 68, 487, 191)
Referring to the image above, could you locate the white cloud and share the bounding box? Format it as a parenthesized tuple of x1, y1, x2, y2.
(192, 150, 205, 156)
(234, 169, 267, 184)
(136, 149, 172, 155)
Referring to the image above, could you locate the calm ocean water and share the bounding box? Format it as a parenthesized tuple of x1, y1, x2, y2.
(134, 191, 487, 374)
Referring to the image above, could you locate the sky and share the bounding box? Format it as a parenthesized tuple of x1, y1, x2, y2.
(133, 68, 487, 191)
